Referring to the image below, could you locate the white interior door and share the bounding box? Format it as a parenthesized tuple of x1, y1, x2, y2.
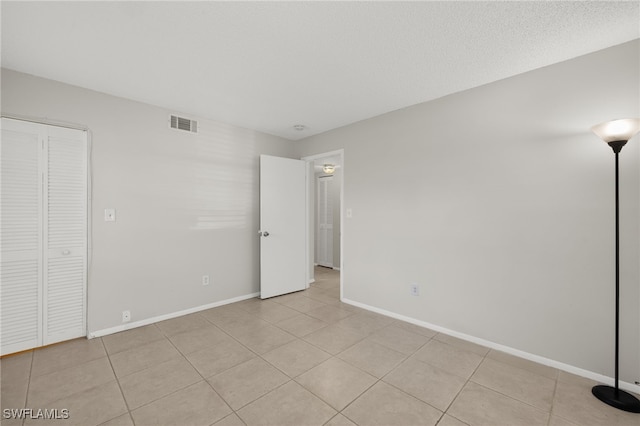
(317, 176, 333, 267)
(259, 155, 306, 299)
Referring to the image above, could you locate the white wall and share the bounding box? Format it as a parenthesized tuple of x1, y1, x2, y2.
(1, 69, 296, 334)
(296, 40, 640, 383)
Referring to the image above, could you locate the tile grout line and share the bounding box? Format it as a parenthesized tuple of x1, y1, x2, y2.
(364, 333, 457, 424)
(119, 324, 204, 421)
(321, 413, 343, 426)
(116, 321, 241, 423)
(157, 323, 240, 426)
(171, 307, 300, 422)
(20, 340, 129, 425)
(22, 350, 35, 426)
(322, 325, 439, 424)
(169, 334, 244, 424)
(437, 344, 490, 425)
(231, 378, 297, 416)
(467, 356, 558, 416)
(214, 290, 392, 421)
(234, 286, 342, 416)
(100, 336, 136, 426)
(338, 330, 459, 425)
(294, 298, 441, 420)
(221, 315, 316, 418)
(423, 338, 559, 418)
(547, 372, 560, 426)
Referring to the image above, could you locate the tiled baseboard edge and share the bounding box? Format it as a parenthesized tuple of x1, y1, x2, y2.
(342, 297, 640, 395)
(88, 292, 261, 339)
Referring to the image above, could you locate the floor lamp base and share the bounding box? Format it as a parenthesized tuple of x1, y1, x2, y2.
(592, 385, 640, 413)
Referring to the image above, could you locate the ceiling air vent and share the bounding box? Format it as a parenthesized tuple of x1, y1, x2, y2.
(170, 115, 198, 133)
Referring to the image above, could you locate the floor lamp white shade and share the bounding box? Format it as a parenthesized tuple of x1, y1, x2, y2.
(591, 118, 640, 144)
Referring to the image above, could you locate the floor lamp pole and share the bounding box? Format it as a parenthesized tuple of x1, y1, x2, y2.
(591, 139, 640, 413)
(614, 149, 619, 393)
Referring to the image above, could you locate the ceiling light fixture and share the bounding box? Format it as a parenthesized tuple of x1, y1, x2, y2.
(322, 164, 335, 174)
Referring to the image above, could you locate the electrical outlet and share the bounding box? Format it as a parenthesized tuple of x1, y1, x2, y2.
(202, 275, 210, 286)
(410, 283, 420, 296)
(122, 310, 131, 323)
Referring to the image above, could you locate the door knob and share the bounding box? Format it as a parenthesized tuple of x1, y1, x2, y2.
(262, 231, 269, 237)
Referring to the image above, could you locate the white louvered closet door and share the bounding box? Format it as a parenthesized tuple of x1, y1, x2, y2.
(43, 126, 87, 345)
(317, 176, 333, 268)
(1, 120, 43, 355)
(1, 118, 87, 355)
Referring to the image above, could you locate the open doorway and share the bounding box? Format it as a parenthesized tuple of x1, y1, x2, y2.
(302, 150, 344, 300)
(309, 265, 340, 302)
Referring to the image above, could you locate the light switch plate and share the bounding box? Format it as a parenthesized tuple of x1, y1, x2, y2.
(104, 208, 116, 222)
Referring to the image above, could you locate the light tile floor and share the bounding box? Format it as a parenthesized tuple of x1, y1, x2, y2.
(2, 266, 639, 426)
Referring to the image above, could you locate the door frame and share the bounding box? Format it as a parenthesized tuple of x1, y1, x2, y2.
(301, 149, 344, 300)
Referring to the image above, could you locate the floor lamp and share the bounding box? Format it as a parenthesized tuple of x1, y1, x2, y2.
(590, 117, 640, 413)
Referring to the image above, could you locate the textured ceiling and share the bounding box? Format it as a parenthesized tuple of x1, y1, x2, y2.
(2, 1, 639, 141)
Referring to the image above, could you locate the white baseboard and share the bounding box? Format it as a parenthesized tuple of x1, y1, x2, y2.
(341, 298, 640, 395)
(88, 292, 260, 339)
